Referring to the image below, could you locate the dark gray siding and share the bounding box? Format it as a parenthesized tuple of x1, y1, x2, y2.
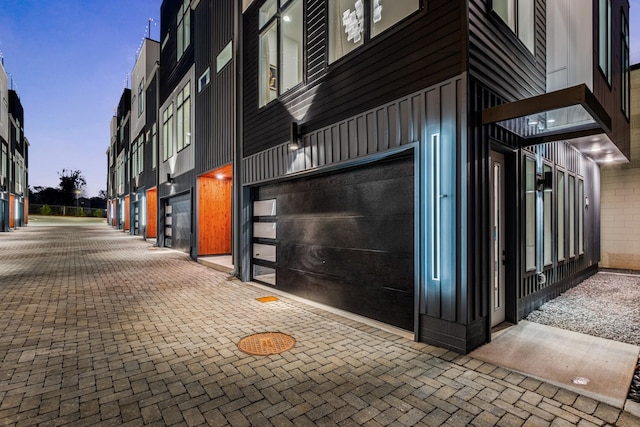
(159, 0, 195, 105)
(243, 0, 466, 157)
(143, 74, 158, 187)
(194, 0, 234, 175)
(468, 0, 546, 101)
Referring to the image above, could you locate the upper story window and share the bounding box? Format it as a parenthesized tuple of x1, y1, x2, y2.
(198, 67, 211, 92)
(176, 82, 191, 152)
(492, 0, 534, 53)
(177, 0, 191, 61)
(162, 103, 174, 161)
(598, 0, 611, 83)
(258, 0, 303, 107)
(137, 78, 145, 118)
(621, 10, 629, 118)
(329, 0, 420, 64)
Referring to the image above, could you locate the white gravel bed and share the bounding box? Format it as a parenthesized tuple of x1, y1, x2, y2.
(525, 271, 640, 346)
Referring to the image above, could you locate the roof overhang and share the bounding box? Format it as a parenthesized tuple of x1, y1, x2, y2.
(482, 84, 628, 165)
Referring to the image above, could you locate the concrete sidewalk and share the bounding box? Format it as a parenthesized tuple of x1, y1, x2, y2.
(0, 223, 638, 426)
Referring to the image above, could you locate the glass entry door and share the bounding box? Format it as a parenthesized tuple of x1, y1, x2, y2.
(490, 151, 506, 327)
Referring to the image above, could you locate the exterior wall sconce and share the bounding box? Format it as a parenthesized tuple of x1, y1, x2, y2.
(167, 173, 174, 184)
(289, 121, 302, 151)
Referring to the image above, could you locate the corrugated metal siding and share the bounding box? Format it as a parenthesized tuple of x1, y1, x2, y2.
(243, 75, 465, 185)
(195, 0, 234, 175)
(468, 0, 546, 101)
(242, 0, 465, 157)
(159, 0, 195, 106)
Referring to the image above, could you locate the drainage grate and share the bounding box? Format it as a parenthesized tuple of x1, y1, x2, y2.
(238, 332, 295, 356)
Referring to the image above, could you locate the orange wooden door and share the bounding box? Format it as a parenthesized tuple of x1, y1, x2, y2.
(9, 194, 15, 228)
(146, 188, 157, 238)
(198, 165, 232, 255)
(124, 195, 130, 231)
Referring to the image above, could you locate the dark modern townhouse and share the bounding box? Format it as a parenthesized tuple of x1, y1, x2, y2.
(156, 0, 197, 255)
(192, 0, 236, 262)
(111, 89, 132, 231)
(130, 38, 160, 239)
(107, 117, 117, 227)
(239, 0, 631, 353)
(7, 89, 28, 230)
(0, 60, 9, 231)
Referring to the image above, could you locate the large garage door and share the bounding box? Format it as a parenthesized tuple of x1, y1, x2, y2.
(254, 154, 414, 330)
(165, 193, 191, 253)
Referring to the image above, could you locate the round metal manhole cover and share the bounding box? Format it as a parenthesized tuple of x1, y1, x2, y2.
(238, 332, 296, 356)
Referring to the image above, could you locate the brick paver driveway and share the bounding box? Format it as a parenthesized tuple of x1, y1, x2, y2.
(0, 221, 638, 426)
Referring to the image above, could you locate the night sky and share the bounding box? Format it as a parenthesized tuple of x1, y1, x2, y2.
(0, 0, 639, 197)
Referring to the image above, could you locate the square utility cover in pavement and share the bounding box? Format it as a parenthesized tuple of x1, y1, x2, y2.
(470, 320, 640, 408)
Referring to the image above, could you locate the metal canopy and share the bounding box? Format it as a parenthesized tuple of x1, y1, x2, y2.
(482, 84, 611, 145)
(482, 84, 627, 164)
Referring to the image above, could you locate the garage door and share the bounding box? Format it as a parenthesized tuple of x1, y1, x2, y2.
(254, 154, 414, 330)
(165, 193, 191, 253)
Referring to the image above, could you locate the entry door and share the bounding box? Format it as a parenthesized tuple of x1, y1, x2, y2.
(490, 151, 506, 327)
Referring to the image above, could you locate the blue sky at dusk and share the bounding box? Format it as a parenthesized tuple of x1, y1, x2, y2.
(0, 1, 639, 198)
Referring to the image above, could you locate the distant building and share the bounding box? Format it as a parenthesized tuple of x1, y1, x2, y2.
(129, 38, 160, 239)
(0, 60, 9, 231)
(1, 59, 29, 231)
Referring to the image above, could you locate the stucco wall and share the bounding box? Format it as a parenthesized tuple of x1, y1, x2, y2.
(600, 66, 640, 269)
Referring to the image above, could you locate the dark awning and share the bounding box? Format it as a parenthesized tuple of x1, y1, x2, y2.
(482, 84, 627, 164)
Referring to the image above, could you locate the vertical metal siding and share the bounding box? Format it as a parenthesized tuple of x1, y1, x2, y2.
(468, 0, 546, 101)
(243, 0, 465, 157)
(195, 0, 234, 175)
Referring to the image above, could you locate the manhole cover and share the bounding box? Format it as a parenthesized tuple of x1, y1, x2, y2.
(238, 332, 295, 356)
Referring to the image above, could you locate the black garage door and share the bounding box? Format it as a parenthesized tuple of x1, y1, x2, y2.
(165, 193, 191, 253)
(254, 154, 414, 330)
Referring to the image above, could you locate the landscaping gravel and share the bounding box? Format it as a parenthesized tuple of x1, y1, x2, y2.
(525, 270, 640, 403)
(525, 271, 640, 346)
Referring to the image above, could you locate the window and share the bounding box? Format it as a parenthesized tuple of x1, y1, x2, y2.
(151, 122, 157, 169)
(176, 83, 191, 152)
(198, 67, 210, 92)
(161, 33, 169, 51)
(216, 41, 233, 72)
(557, 171, 565, 261)
(543, 164, 552, 266)
(177, 0, 191, 61)
(162, 103, 173, 161)
(252, 199, 277, 285)
(258, 0, 303, 107)
(622, 11, 630, 118)
(138, 136, 144, 176)
(525, 157, 536, 271)
(492, 0, 534, 53)
(568, 175, 575, 257)
(137, 78, 145, 118)
(132, 138, 138, 177)
(598, 0, 611, 83)
(329, 0, 420, 63)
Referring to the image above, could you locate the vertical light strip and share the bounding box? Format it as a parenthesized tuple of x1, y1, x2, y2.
(432, 133, 440, 281)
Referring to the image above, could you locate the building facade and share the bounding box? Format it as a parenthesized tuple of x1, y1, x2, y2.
(0, 60, 9, 231)
(106, 0, 630, 354)
(239, 0, 630, 353)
